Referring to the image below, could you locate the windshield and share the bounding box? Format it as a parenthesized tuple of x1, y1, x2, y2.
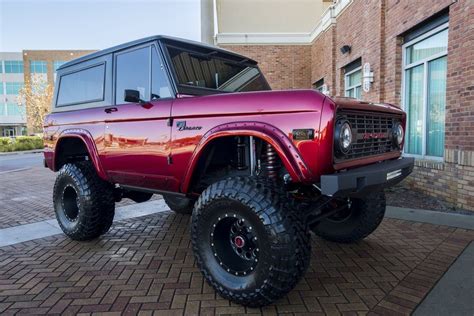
(165, 45, 271, 94)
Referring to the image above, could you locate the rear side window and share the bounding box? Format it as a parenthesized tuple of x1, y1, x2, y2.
(57, 64, 105, 106)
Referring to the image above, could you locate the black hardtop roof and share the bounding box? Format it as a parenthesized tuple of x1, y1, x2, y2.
(58, 35, 257, 71)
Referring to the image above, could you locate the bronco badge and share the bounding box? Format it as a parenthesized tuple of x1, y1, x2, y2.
(176, 121, 202, 131)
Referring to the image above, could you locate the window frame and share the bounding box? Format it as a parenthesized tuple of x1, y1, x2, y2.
(5, 82, 24, 95)
(4, 60, 23, 73)
(56, 62, 107, 107)
(344, 66, 362, 99)
(401, 22, 449, 161)
(6, 102, 22, 116)
(313, 78, 324, 92)
(30, 60, 48, 74)
(53, 53, 112, 112)
(112, 42, 175, 105)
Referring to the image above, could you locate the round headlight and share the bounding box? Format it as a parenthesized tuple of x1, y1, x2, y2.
(335, 120, 353, 154)
(393, 123, 404, 147)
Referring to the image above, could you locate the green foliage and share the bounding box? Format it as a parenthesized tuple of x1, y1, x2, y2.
(0, 136, 43, 152)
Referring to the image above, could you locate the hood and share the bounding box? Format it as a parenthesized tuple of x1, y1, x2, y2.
(331, 96, 404, 115)
(174, 89, 326, 117)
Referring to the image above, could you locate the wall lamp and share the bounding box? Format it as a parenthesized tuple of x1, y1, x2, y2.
(340, 45, 351, 54)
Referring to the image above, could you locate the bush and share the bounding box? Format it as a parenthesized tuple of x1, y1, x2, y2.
(0, 136, 44, 152)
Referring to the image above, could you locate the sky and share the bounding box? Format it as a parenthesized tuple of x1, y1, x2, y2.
(0, 0, 201, 52)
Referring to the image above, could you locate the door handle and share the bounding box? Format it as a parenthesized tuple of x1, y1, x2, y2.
(104, 107, 118, 114)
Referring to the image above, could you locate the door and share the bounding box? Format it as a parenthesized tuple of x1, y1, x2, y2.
(102, 44, 175, 190)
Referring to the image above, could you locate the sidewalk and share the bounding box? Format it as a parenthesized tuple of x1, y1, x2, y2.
(0, 148, 44, 156)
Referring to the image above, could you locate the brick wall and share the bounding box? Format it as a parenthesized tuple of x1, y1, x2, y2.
(221, 0, 474, 211)
(311, 27, 336, 95)
(220, 45, 311, 90)
(333, 0, 385, 100)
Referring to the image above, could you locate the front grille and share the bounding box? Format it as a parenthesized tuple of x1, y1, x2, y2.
(335, 111, 401, 162)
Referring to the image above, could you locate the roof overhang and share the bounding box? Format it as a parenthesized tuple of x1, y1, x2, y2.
(216, 0, 352, 45)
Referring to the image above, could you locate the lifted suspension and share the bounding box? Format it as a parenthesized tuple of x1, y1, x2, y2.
(262, 142, 280, 180)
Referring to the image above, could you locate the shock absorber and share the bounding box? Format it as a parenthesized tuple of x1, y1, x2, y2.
(263, 143, 280, 180)
(236, 137, 247, 170)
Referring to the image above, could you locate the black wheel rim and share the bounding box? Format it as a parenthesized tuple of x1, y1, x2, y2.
(62, 185, 79, 221)
(211, 213, 259, 276)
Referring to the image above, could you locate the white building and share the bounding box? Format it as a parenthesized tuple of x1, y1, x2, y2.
(0, 52, 26, 136)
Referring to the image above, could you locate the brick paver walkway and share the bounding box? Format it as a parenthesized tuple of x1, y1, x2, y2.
(0, 167, 159, 229)
(0, 209, 473, 315)
(1, 163, 474, 314)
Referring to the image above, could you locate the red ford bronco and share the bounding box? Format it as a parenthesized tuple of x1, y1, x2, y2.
(44, 36, 414, 306)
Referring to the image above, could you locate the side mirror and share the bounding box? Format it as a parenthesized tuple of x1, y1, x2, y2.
(124, 89, 144, 103)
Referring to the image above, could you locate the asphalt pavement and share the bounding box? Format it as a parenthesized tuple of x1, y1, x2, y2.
(0, 152, 44, 173)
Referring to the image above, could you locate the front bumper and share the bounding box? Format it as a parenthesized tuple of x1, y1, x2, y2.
(320, 157, 414, 197)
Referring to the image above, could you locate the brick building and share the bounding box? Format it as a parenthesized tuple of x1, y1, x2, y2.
(22, 50, 95, 133)
(214, 0, 474, 210)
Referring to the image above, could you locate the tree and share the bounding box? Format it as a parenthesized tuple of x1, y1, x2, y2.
(17, 74, 54, 134)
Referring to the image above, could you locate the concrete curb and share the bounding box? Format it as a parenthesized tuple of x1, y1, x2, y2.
(0, 149, 44, 156)
(386, 206, 474, 230)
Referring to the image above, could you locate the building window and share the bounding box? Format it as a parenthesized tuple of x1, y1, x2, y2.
(5, 82, 24, 95)
(0, 61, 3, 73)
(403, 23, 448, 158)
(4, 61, 24, 73)
(313, 78, 329, 95)
(344, 59, 362, 99)
(6, 103, 22, 116)
(54, 61, 66, 72)
(30, 60, 48, 73)
(0, 103, 5, 116)
(313, 78, 324, 92)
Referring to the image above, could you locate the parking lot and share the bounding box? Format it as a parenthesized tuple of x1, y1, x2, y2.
(1, 153, 473, 315)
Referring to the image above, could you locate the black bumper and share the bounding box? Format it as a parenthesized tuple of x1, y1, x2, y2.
(320, 157, 414, 197)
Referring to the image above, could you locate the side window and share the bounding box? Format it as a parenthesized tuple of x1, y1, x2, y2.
(57, 64, 105, 106)
(115, 46, 150, 104)
(151, 47, 172, 99)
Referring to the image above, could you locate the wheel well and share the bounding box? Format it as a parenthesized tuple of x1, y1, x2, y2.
(189, 135, 286, 193)
(55, 137, 90, 170)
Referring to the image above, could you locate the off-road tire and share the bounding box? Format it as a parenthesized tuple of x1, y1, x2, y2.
(53, 161, 115, 241)
(163, 195, 194, 214)
(311, 190, 386, 243)
(191, 176, 310, 307)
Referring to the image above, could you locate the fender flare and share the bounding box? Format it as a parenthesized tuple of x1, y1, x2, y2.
(181, 121, 313, 193)
(54, 129, 107, 180)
